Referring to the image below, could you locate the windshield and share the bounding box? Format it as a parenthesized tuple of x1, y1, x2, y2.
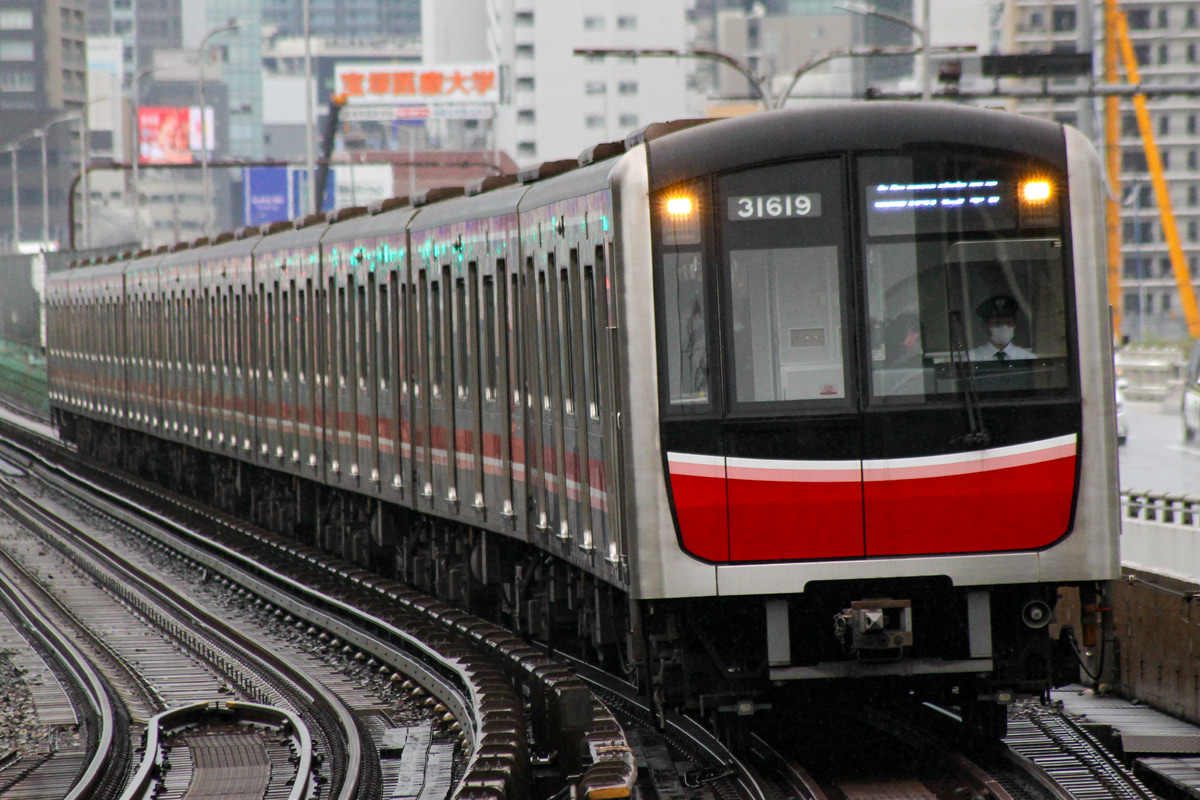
(860, 152, 1073, 402)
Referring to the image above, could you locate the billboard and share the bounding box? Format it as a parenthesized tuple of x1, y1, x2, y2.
(334, 163, 394, 208)
(243, 167, 290, 227)
(138, 106, 215, 165)
(242, 165, 397, 227)
(335, 63, 500, 106)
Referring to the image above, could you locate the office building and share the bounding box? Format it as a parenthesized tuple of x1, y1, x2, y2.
(0, 0, 88, 250)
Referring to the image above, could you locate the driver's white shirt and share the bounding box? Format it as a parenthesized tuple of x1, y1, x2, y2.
(968, 342, 1034, 360)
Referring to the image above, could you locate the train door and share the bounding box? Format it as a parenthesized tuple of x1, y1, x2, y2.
(376, 237, 407, 499)
(718, 157, 863, 561)
(168, 285, 183, 442)
(295, 269, 318, 476)
(213, 278, 229, 453)
(147, 281, 160, 434)
(152, 283, 166, 436)
(201, 286, 215, 445)
(352, 252, 378, 487)
(321, 274, 338, 481)
(259, 279, 278, 466)
(123, 286, 139, 431)
(496, 252, 522, 530)
(551, 249, 581, 550)
(250, 278, 266, 463)
(189, 285, 203, 442)
(413, 266, 434, 509)
(341, 269, 361, 484)
(522, 251, 550, 544)
(233, 277, 251, 459)
(145, 270, 161, 436)
(220, 263, 239, 457)
(282, 275, 299, 469)
(577, 231, 623, 576)
(578, 233, 615, 569)
(479, 246, 519, 529)
(363, 266, 382, 489)
(657, 158, 864, 562)
(325, 272, 343, 480)
(434, 263, 456, 508)
(374, 258, 397, 493)
(451, 260, 477, 516)
(180, 283, 194, 442)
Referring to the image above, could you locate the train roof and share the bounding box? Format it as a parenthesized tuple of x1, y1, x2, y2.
(202, 230, 259, 260)
(646, 103, 1068, 192)
(322, 199, 419, 245)
(517, 156, 617, 210)
(407, 181, 527, 232)
(253, 215, 329, 255)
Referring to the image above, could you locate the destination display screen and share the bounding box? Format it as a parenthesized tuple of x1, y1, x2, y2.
(864, 179, 1017, 237)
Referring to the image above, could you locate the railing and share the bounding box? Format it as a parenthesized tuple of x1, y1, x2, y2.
(1120, 489, 1200, 584)
(1115, 347, 1185, 403)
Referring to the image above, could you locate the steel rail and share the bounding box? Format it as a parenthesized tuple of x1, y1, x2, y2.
(0, 539, 118, 800)
(553, 649, 770, 800)
(0, 472, 365, 800)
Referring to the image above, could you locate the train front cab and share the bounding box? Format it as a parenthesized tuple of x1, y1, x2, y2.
(623, 106, 1119, 723)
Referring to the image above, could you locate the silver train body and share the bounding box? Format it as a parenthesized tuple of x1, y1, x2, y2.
(47, 105, 1119, 732)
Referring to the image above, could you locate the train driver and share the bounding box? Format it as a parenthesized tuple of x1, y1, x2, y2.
(968, 294, 1034, 361)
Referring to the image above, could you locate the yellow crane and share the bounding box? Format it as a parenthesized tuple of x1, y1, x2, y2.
(1107, 3, 1200, 339)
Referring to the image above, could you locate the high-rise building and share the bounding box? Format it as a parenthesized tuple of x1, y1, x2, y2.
(0, 0, 89, 250)
(1005, 0, 1197, 342)
(262, 0, 419, 40)
(444, 0, 701, 166)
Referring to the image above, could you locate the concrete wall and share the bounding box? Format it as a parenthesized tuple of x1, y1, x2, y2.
(1113, 566, 1200, 726)
(1105, 499, 1200, 724)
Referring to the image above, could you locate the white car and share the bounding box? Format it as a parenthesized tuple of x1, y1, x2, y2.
(1115, 379, 1128, 446)
(1184, 341, 1200, 443)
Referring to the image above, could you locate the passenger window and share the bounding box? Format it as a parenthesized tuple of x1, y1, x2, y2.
(397, 277, 408, 394)
(582, 264, 600, 419)
(358, 281, 370, 385)
(560, 261, 576, 416)
(298, 285, 308, 382)
(338, 285, 348, 384)
(430, 272, 443, 399)
(657, 181, 710, 412)
(456, 274, 470, 400)
(483, 274, 497, 401)
(282, 286, 292, 379)
(268, 283, 277, 380)
(538, 265, 555, 413)
(235, 293, 244, 373)
(507, 265, 521, 407)
(378, 278, 390, 388)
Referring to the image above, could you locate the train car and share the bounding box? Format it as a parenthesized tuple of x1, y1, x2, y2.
(621, 104, 1118, 736)
(46, 103, 1118, 740)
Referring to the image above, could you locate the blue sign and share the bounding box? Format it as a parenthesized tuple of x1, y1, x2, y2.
(290, 168, 337, 218)
(243, 167, 289, 227)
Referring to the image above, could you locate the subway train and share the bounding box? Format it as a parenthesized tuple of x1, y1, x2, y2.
(46, 103, 1120, 739)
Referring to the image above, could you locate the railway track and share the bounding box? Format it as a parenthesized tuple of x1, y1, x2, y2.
(0, 542, 122, 800)
(0, 410, 1161, 800)
(1002, 699, 1162, 800)
(0, 419, 635, 799)
(0, 462, 356, 799)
